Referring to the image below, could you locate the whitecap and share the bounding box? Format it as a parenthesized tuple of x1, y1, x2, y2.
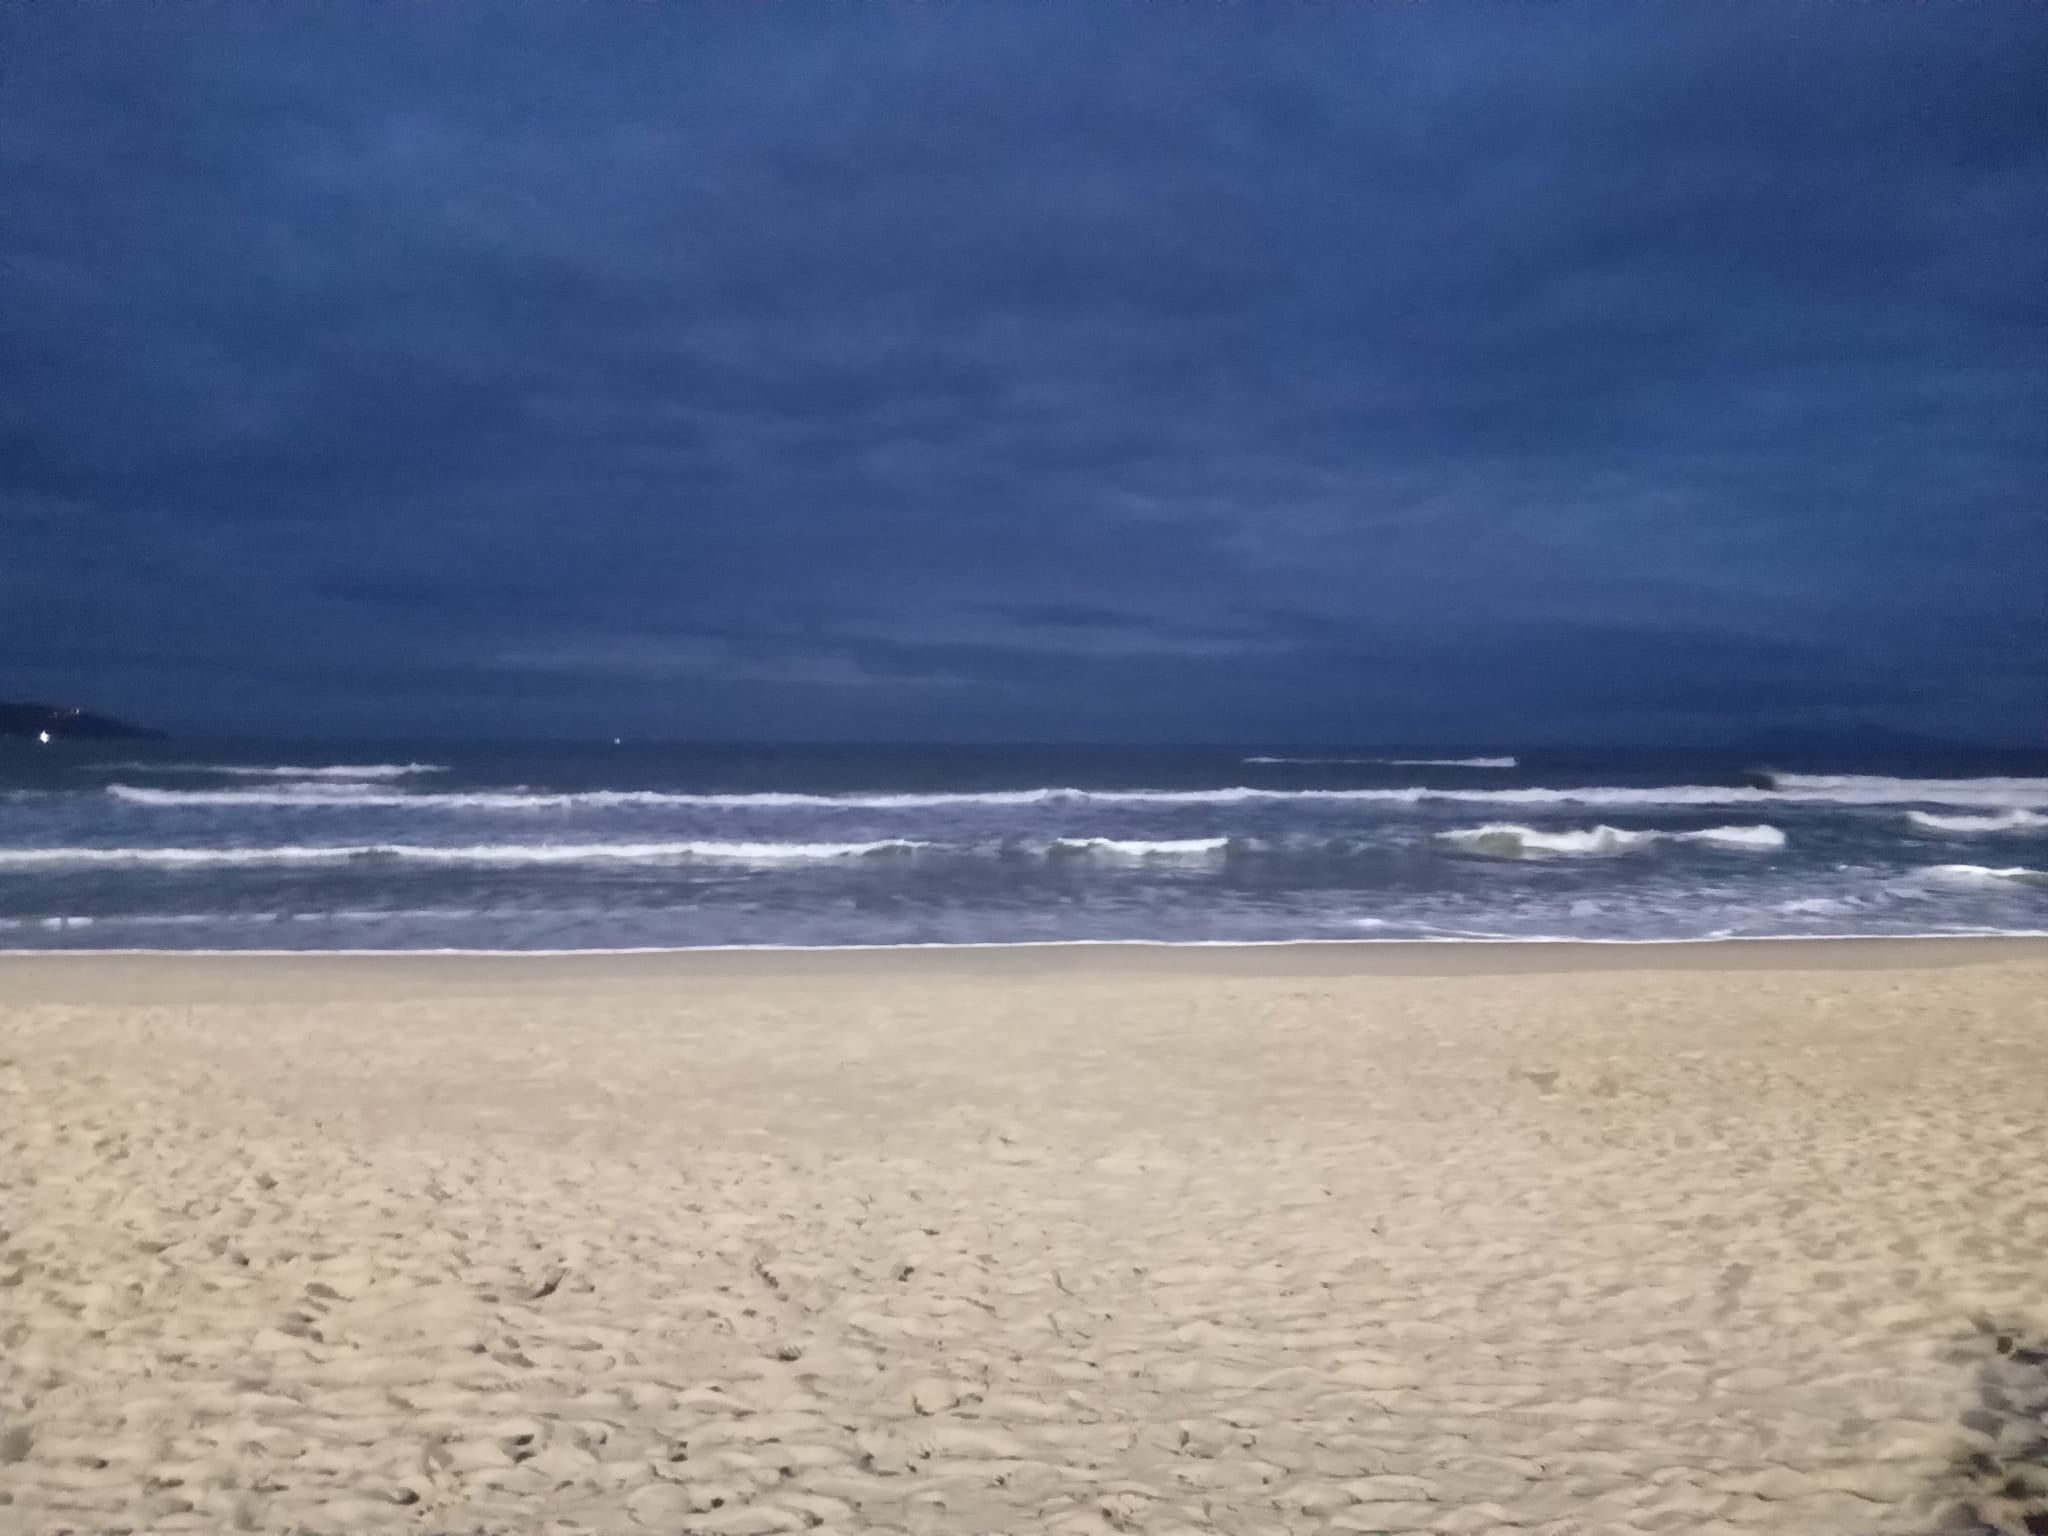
(1904, 809, 2046, 834)
(1376, 756, 1518, 768)
(1774, 896, 1860, 916)
(1685, 824, 1791, 849)
(1922, 864, 2048, 888)
(1245, 755, 1516, 768)
(1762, 772, 2048, 803)
(100, 762, 446, 779)
(101, 775, 2048, 812)
(1439, 823, 1787, 858)
(0, 840, 934, 869)
(1043, 837, 1231, 859)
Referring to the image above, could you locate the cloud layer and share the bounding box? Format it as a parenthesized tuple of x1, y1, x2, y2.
(4, 7, 2044, 743)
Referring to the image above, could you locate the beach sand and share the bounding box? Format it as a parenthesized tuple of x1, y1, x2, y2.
(4, 940, 2047, 1535)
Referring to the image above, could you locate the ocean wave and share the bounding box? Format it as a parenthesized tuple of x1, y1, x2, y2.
(1762, 772, 2048, 799)
(0, 836, 1255, 870)
(103, 784, 1073, 810)
(1377, 756, 1518, 768)
(1773, 896, 1861, 916)
(1922, 864, 2048, 889)
(1244, 755, 1517, 768)
(100, 781, 1558, 810)
(0, 906, 528, 932)
(101, 762, 447, 779)
(107, 780, 427, 804)
(1044, 837, 1231, 859)
(1244, 756, 1364, 765)
(1904, 809, 2047, 834)
(101, 774, 2048, 812)
(0, 840, 935, 868)
(1439, 823, 1788, 858)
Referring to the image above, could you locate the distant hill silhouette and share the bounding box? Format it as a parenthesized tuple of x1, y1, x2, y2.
(0, 699, 161, 739)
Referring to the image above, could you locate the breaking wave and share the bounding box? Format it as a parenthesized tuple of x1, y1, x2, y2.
(0, 837, 1242, 870)
(100, 775, 2048, 812)
(0, 907, 502, 929)
(1921, 864, 2048, 889)
(1904, 809, 2047, 834)
(102, 762, 447, 780)
(0, 840, 933, 868)
(1439, 823, 1788, 859)
(1244, 755, 1517, 768)
(101, 785, 1080, 810)
(1773, 896, 1862, 917)
(1044, 837, 1230, 859)
(1375, 756, 1518, 768)
(1758, 773, 2048, 804)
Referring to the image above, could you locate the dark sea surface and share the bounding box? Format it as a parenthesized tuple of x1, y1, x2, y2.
(2, 740, 2045, 950)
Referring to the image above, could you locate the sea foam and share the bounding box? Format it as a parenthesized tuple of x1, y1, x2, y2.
(0, 837, 1248, 870)
(0, 840, 934, 868)
(1439, 823, 1787, 858)
(1245, 755, 1517, 768)
(104, 762, 447, 779)
(1904, 809, 2046, 834)
(101, 774, 2048, 812)
(1922, 863, 2048, 888)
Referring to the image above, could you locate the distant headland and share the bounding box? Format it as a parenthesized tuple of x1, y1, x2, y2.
(0, 700, 163, 740)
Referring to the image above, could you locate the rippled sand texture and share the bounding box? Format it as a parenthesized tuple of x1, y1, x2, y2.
(4, 945, 2047, 1535)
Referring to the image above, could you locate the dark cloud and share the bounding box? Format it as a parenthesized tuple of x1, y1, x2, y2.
(2, 5, 2043, 743)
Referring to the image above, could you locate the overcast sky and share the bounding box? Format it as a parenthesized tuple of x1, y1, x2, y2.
(4, 6, 2044, 745)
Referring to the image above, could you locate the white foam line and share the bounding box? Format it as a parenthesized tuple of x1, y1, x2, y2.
(1439, 823, 1786, 857)
(0, 840, 939, 868)
(0, 837, 1259, 869)
(1377, 757, 1519, 768)
(1922, 863, 2048, 886)
(98, 762, 447, 779)
(1047, 837, 1230, 858)
(103, 776, 2048, 810)
(1771, 773, 2048, 794)
(1906, 809, 2046, 833)
(1243, 755, 1517, 767)
(6, 931, 2047, 958)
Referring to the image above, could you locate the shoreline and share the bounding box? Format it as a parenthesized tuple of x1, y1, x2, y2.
(1, 932, 2045, 995)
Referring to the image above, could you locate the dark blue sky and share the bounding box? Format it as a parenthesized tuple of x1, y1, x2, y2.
(4, 6, 2044, 745)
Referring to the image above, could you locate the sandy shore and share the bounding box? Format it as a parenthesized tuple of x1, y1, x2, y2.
(4, 940, 2047, 1535)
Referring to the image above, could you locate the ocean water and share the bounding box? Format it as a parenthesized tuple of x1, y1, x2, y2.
(2, 741, 2045, 950)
